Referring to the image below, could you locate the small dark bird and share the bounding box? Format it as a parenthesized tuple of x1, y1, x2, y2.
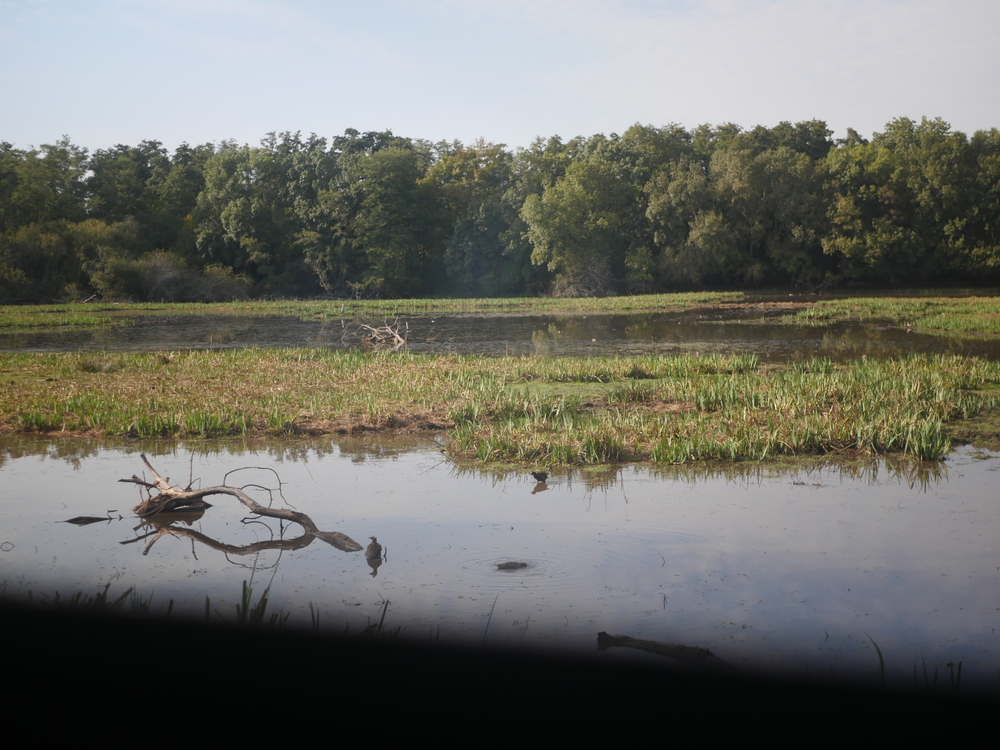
(365, 536, 383, 560)
(531, 471, 548, 483)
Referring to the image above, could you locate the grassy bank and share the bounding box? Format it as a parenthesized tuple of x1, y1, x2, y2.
(781, 295, 1000, 335)
(3, 350, 999, 462)
(0, 292, 743, 329)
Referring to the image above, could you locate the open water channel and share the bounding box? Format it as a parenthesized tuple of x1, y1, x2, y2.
(2, 307, 999, 690)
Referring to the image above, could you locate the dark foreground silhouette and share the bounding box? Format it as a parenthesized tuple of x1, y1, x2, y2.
(4, 601, 994, 732)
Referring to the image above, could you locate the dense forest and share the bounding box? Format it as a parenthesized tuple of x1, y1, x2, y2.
(2, 117, 999, 303)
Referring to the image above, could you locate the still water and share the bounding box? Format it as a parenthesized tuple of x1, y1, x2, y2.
(2, 436, 997, 688)
(4, 309, 1000, 361)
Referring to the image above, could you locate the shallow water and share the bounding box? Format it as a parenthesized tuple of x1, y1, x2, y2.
(5, 309, 1000, 362)
(2, 436, 997, 688)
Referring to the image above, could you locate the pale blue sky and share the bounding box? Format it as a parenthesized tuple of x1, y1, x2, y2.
(1, 0, 997, 152)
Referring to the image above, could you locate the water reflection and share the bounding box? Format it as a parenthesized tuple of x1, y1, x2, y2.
(5, 309, 1000, 362)
(1, 436, 997, 689)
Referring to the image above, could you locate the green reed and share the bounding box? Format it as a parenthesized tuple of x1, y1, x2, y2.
(783, 294, 1000, 335)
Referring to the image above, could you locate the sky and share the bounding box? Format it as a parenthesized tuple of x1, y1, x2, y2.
(1, 0, 998, 153)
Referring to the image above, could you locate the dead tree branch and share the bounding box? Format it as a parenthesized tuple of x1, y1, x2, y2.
(118, 454, 362, 553)
(342, 317, 407, 350)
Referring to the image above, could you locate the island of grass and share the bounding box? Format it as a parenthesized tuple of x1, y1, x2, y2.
(3, 349, 999, 462)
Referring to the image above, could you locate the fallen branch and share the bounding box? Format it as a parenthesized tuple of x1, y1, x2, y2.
(342, 317, 407, 350)
(596, 632, 738, 673)
(119, 454, 362, 553)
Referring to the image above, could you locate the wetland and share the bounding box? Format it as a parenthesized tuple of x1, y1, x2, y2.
(2, 292, 1000, 691)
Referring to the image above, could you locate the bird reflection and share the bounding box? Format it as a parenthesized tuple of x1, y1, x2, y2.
(365, 535, 384, 577)
(530, 471, 549, 495)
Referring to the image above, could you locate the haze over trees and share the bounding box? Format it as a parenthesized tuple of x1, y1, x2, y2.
(2, 117, 999, 303)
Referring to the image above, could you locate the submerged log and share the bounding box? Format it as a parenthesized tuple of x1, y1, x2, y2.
(596, 632, 738, 673)
(119, 454, 363, 553)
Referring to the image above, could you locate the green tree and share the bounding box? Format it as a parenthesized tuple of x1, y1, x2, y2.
(420, 140, 516, 296)
(300, 130, 442, 297)
(195, 136, 314, 295)
(148, 142, 215, 256)
(824, 117, 976, 283)
(710, 146, 828, 284)
(0, 223, 82, 302)
(87, 141, 170, 227)
(646, 158, 729, 285)
(965, 128, 1000, 273)
(5, 137, 88, 227)
(522, 138, 643, 296)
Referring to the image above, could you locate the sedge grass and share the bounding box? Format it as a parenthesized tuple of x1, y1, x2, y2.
(782, 295, 1000, 335)
(3, 350, 999, 463)
(0, 305, 120, 329)
(0, 292, 742, 330)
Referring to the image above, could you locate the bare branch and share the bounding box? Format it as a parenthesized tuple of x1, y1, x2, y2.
(120, 454, 362, 553)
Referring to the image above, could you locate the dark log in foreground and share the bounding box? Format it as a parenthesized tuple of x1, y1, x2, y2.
(597, 632, 738, 673)
(119, 454, 363, 553)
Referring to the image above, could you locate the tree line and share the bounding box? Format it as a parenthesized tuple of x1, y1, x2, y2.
(2, 117, 998, 304)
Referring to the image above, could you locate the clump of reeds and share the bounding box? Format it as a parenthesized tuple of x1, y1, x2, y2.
(17, 582, 167, 618)
(449, 353, 1000, 464)
(77, 357, 118, 373)
(791, 356, 834, 374)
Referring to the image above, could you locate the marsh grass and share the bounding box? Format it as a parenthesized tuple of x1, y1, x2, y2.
(15, 581, 168, 618)
(232, 579, 288, 628)
(791, 356, 834, 374)
(865, 631, 885, 686)
(452, 353, 1000, 463)
(77, 357, 119, 373)
(782, 295, 1000, 335)
(0, 292, 741, 330)
(0, 304, 121, 329)
(482, 593, 501, 647)
(3, 349, 999, 463)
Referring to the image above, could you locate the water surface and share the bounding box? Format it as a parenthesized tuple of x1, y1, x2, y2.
(5, 309, 1000, 362)
(2, 437, 997, 688)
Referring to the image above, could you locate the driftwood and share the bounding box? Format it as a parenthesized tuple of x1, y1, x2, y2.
(597, 632, 738, 673)
(119, 454, 363, 553)
(343, 317, 407, 350)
